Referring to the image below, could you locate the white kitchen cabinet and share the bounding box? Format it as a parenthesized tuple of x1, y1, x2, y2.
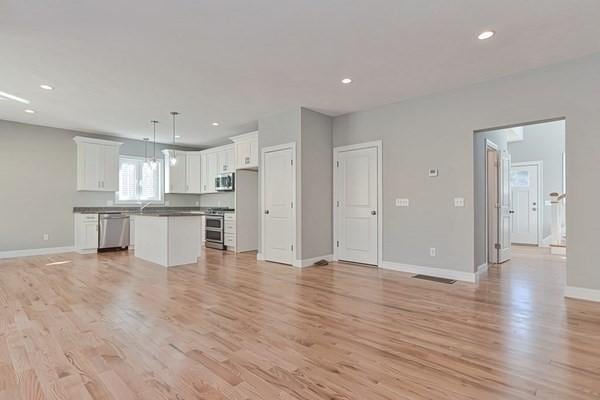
(230, 131, 259, 170)
(163, 150, 187, 194)
(201, 150, 218, 193)
(74, 137, 122, 191)
(217, 145, 235, 173)
(74, 213, 99, 253)
(186, 152, 202, 194)
(129, 216, 135, 249)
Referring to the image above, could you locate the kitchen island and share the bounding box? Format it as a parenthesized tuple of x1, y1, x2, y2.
(134, 214, 203, 267)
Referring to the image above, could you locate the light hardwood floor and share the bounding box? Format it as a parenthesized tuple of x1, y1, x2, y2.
(0, 246, 598, 399)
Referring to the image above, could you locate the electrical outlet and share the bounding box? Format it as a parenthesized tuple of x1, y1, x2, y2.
(428, 168, 439, 177)
(430, 247, 436, 257)
(395, 198, 409, 207)
(454, 197, 465, 207)
(165, 200, 170, 206)
(43, 234, 49, 241)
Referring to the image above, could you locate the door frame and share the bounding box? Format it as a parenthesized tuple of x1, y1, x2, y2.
(485, 139, 500, 264)
(333, 140, 383, 267)
(260, 142, 297, 265)
(511, 161, 543, 246)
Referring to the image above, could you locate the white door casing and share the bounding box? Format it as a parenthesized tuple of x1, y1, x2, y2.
(498, 150, 512, 262)
(261, 143, 296, 265)
(511, 163, 541, 245)
(334, 141, 382, 266)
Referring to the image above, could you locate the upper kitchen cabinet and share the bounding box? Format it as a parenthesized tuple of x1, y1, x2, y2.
(201, 149, 218, 193)
(74, 136, 122, 191)
(163, 150, 187, 194)
(186, 152, 202, 194)
(217, 144, 235, 174)
(230, 131, 258, 170)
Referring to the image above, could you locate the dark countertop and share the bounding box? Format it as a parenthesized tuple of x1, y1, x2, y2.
(73, 206, 234, 216)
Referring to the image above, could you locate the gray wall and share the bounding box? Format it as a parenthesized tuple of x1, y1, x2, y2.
(300, 108, 333, 259)
(473, 129, 510, 268)
(333, 53, 600, 291)
(258, 107, 333, 261)
(0, 120, 221, 251)
(257, 108, 302, 258)
(509, 120, 565, 238)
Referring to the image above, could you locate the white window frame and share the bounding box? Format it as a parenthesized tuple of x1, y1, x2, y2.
(115, 155, 165, 205)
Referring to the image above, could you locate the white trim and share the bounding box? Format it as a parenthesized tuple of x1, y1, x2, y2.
(511, 161, 543, 246)
(294, 254, 334, 268)
(476, 263, 489, 275)
(565, 286, 600, 302)
(333, 140, 383, 267)
(260, 142, 297, 266)
(484, 139, 499, 265)
(73, 136, 122, 147)
(381, 260, 476, 283)
(550, 246, 566, 255)
(256, 252, 264, 260)
(0, 246, 75, 259)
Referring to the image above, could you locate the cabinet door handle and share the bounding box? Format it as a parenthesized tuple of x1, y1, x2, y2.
(245, 157, 250, 164)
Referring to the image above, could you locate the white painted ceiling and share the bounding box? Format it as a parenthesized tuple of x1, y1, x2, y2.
(2, 0, 600, 146)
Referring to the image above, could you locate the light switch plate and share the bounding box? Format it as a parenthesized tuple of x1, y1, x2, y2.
(395, 198, 409, 207)
(454, 197, 465, 207)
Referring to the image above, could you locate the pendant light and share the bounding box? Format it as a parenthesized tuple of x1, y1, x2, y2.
(170, 111, 180, 166)
(143, 137, 150, 167)
(150, 120, 159, 170)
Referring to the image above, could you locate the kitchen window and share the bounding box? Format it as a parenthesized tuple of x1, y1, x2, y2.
(116, 156, 164, 203)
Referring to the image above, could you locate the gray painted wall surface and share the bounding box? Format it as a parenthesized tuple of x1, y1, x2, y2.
(257, 108, 302, 258)
(257, 107, 333, 260)
(333, 53, 600, 291)
(0, 120, 225, 251)
(509, 120, 565, 238)
(300, 108, 333, 259)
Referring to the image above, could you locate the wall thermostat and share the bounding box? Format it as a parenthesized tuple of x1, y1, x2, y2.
(428, 168, 439, 177)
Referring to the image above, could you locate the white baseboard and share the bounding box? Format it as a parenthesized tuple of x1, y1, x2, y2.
(476, 263, 489, 275)
(295, 254, 334, 268)
(381, 261, 476, 283)
(256, 253, 265, 261)
(565, 286, 600, 302)
(0, 246, 75, 260)
(551, 246, 566, 255)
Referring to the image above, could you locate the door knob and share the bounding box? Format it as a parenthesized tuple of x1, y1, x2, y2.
(264, 210, 270, 215)
(509, 210, 515, 214)
(371, 210, 377, 215)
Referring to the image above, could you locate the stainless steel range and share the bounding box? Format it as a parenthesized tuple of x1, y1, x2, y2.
(204, 208, 234, 250)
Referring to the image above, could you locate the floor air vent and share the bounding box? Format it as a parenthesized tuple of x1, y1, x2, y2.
(413, 275, 456, 284)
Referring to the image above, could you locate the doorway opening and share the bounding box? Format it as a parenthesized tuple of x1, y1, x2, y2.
(474, 119, 566, 270)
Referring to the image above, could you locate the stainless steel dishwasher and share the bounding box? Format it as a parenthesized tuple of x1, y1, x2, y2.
(98, 213, 130, 251)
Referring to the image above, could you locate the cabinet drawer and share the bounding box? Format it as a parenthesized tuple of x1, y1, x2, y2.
(224, 213, 236, 221)
(83, 214, 99, 221)
(224, 233, 236, 246)
(224, 222, 236, 234)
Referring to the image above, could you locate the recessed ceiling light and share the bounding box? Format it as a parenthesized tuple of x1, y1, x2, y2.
(212, 122, 220, 126)
(341, 78, 352, 84)
(40, 84, 54, 90)
(0, 91, 30, 104)
(478, 30, 495, 40)
(24, 109, 36, 114)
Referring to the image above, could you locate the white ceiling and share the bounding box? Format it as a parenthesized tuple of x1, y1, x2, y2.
(2, 0, 600, 147)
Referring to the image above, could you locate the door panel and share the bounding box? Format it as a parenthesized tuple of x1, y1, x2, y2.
(511, 164, 539, 244)
(336, 146, 378, 265)
(498, 151, 512, 262)
(264, 148, 294, 264)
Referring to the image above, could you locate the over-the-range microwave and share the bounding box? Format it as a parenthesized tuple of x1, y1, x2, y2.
(215, 172, 235, 191)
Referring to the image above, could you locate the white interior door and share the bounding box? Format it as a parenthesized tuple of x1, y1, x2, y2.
(335, 146, 378, 265)
(498, 151, 512, 262)
(263, 146, 294, 265)
(511, 164, 539, 245)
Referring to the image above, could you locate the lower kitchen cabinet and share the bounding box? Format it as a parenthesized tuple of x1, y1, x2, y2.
(74, 213, 99, 253)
